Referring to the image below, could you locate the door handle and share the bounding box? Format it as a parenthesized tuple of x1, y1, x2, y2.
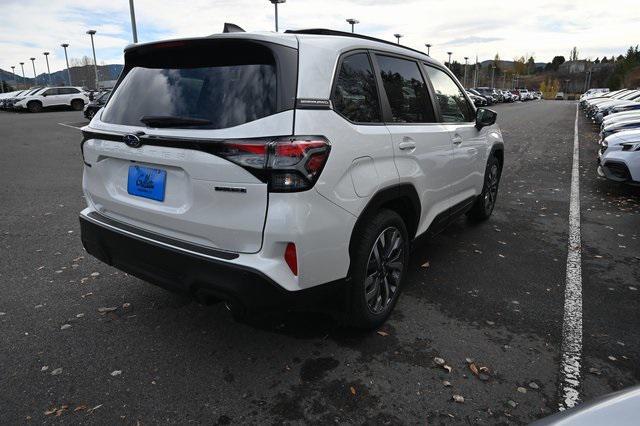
(398, 141, 416, 151)
(452, 134, 463, 145)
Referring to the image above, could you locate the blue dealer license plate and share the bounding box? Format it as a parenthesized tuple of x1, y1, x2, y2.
(127, 165, 167, 202)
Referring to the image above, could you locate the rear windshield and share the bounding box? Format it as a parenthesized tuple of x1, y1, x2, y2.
(101, 39, 297, 129)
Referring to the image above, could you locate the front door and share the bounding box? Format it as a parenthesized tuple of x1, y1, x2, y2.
(424, 65, 487, 204)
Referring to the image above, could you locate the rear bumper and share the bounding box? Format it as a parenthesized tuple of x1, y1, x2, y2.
(80, 211, 346, 311)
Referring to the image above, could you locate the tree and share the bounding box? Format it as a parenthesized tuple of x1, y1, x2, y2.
(513, 56, 527, 75)
(594, 57, 600, 64)
(526, 56, 536, 74)
(569, 47, 579, 61)
(547, 56, 565, 71)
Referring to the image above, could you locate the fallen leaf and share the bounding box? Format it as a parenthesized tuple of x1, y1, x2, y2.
(421, 262, 430, 268)
(74, 405, 88, 412)
(469, 363, 479, 376)
(517, 386, 527, 393)
(60, 324, 72, 330)
(111, 370, 122, 376)
(51, 367, 63, 376)
(443, 364, 452, 373)
(433, 357, 445, 366)
(452, 394, 464, 403)
(350, 386, 356, 396)
(98, 307, 117, 313)
(376, 330, 389, 337)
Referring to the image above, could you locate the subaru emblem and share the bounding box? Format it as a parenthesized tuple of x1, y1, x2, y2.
(123, 134, 142, 148)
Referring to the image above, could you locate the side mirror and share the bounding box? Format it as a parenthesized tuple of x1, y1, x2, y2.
(476, 108, 497, 130)
(42, 93, 47, 97)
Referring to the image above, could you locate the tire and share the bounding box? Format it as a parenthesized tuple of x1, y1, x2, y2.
(348, 209, 409, 329)
(87, 110, 95, 120)
(27, 101, 43, 113)
(71, 99, 84, 111)
(468, 155, 502, 221)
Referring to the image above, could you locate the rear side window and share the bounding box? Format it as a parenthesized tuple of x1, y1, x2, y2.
(101, 39, 297, 129)
(332, 53, 381, 123)
(424, 66, 474, 123)
(376, 55, 434, 123)
(59, 88, 79, 94)
(43, 88, 58, 96)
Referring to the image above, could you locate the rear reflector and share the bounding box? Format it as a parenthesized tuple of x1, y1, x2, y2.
(284, 243, 298, 276)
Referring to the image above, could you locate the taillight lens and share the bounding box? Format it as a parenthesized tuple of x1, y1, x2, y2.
(216, 136, 330, 192)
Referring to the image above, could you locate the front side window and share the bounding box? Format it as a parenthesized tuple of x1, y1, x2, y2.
(376, 55, 434, 123)
(332, 53, 381, 123)
(424, 66, 474, 123)
(43, 88, 58, 96)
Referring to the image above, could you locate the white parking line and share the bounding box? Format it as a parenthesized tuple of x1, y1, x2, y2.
(58, 122, 85, 130)
(558, 104, 583, 410)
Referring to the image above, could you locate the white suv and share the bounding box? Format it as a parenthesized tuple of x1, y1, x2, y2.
(15, 86, 88, 112)
(79, 29, 504, 328)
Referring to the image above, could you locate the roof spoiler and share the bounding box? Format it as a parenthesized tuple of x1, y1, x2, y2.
(223, 23, 245, 33)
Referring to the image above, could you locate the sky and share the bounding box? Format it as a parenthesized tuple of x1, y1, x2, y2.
(1, 0, 638, 75)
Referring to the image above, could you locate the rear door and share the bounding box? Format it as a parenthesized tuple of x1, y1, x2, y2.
(424, 64, 486, 204)
(373, 53, 454, 233)
(82, 38, 298, 254)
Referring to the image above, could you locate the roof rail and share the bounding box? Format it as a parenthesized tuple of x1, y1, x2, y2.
(284, 28, 428, 57)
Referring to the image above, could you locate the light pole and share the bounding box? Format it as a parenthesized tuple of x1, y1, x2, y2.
(346, 18, 359, 33)
(269, 0, 286, 32)
(86, 30, 99, 90)
(43, 52, 51, 85)
(61, 43, 72, 86)
(425, 43, 431, 56)
(446, 52, 452, 68)
(491, 65, 496, 88)
(30, 57, 37, 85)
(19, 62, 25, 89)
(11, 66, 16, 90)
(463, 57, 469, 88)
(394, 34, 403, 44)
(129, 0, 138, 43)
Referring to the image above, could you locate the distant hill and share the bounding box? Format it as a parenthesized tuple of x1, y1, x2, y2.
(0, 64, 123, 89)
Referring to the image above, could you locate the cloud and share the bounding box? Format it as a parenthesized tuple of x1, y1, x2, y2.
(443, 36, 504, 47)
(1, 0, 639, 75)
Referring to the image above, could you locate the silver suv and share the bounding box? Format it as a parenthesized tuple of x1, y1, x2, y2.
(79, 28, 504, 328)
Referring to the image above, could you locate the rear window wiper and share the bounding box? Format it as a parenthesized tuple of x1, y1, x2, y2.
(140, 115, 213, 128)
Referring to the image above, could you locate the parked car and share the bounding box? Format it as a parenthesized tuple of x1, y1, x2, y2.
(0, 90, 25, 109)
(598, 129, 640, 185)
(588, 90, 640, 121)
(580, 88, 610, 101)
(474, 87, 500, 103)
(84, 90, 111, 119)
(466, 91, 487, 107)
(78, 28, 504, 328)
(509, 90, 520, 101)
(518, 88, 531, 101)
(555, 92, 565, 100)
(603, 111, 640, 128)
(13, 86, 89, 112)
(4, 87, 43, 109)
(532, 385, 640, 426)
(600, 117, 640, 141)
(468, 88, 493, 105)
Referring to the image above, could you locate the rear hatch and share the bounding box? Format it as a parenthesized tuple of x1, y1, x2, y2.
(81, 37, 298, 253)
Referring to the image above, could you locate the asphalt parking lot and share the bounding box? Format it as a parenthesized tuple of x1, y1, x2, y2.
(1, 102, 639, 424)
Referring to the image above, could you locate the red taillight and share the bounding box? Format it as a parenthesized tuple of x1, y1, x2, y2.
(215, 136, 330, 192)
(284, 243, 298, 276)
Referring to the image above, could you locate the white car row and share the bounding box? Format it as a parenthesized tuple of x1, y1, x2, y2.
(582, 89, 640, 185)
(0, 86, 89, 112)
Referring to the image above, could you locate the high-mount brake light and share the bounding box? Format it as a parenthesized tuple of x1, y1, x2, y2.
(215, 136, 330, 192)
